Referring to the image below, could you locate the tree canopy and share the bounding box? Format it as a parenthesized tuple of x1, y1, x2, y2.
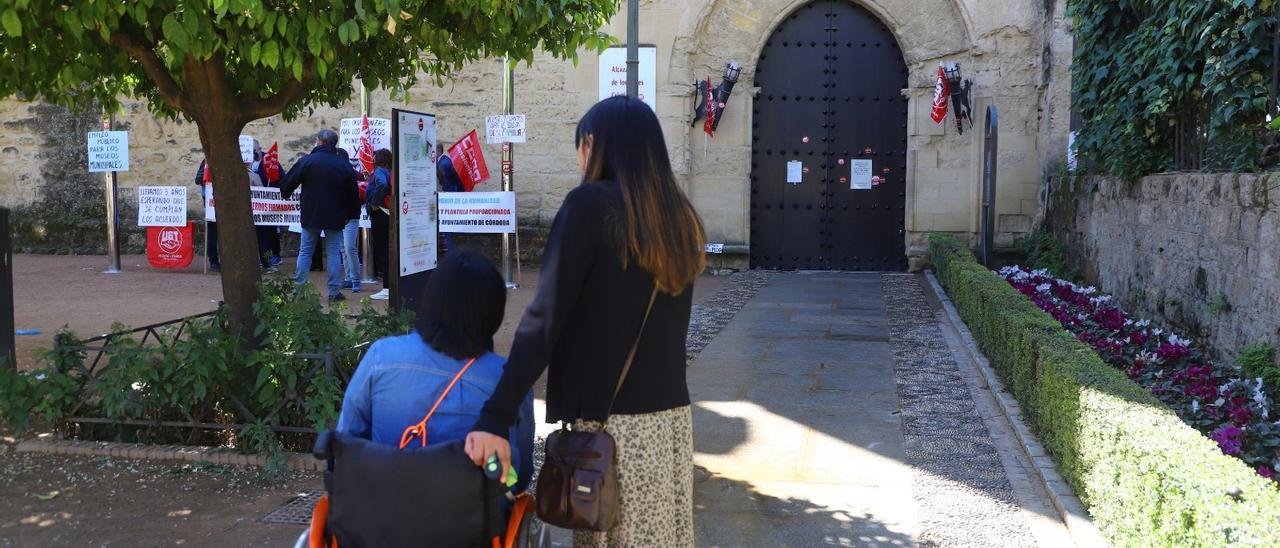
(0, 0, 619, 340)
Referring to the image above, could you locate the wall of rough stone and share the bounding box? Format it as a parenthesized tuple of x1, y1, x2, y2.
(1047, 174, 1280, 361)
(0, 0, 1071, 267)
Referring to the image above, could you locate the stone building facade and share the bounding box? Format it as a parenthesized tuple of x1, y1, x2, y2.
(0, 0, 1073, 269)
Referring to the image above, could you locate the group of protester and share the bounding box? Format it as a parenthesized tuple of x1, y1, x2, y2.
(196, 128, 467, 302)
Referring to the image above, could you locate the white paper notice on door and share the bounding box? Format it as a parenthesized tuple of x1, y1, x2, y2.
(850, 159, 873, 190)
(786, 161, 803, 184)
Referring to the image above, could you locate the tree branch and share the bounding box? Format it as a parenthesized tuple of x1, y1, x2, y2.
(108, 32, 189, 113)
(238, 61, 315, 122)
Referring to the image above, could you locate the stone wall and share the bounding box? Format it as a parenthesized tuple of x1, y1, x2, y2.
(1046, 174, 1280, 361)
(0, 0, 1073, 267)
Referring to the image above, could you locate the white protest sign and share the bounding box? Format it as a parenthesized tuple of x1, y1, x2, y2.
(485, 115, 527, 144)
(438, 191, 516, 234)
(705, 243, 725, 254)
(204, 184, 302, 225)
(137, 186, 188, 227)
(338, 117, 392, 157)
(599, 47, 657, 114)
(87, 131, 129, 172)
(239, 135, 256, 164)
(359, 206, 371, 229)
(850, 159, 873, 190)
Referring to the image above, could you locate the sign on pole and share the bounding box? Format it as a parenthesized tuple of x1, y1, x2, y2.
(438, 192, 517, 234)
(485, 115, 527, 144)
(137, 186, 188, 227)
(599, 46, 657, 113)
(395, 110, 438, 276)
(87, 131, 129, 172)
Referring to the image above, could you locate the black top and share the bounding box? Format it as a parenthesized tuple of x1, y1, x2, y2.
(279, 144, 359, 230)
(474, 181, 693, 436)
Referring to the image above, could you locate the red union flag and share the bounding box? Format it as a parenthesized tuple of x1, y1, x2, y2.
(146, 222, 194, 269)
(357, 115, 376, 175)
(704, 77, 716, 137)
(930, 64, 951, 124)
(263, 142, 281, 183)
(448, 130, 490, 191)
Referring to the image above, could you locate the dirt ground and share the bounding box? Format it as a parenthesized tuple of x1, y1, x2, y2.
(2, 253, 727, 546)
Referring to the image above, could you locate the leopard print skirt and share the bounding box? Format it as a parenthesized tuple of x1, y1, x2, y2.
(572, 405, 694, 548)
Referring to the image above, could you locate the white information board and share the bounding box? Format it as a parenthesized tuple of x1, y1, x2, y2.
(137, 186, 187, 227)
(238, 135, 256, 164)
(395, 111, 438, 275)
(850, 159, 873, 190)
(438, 192, 516, 234)
(87, 131, 129, 172)
(599, 47, 657, 114)
(338, 117, 392, 157)
(485, 115, 527, 144)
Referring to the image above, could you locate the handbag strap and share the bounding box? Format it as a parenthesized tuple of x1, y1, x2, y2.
(605, 286, 659, 419)
(398, 357, 478, 450)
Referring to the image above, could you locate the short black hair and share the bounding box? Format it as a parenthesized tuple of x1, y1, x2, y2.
(374, 148, 392, 168)
(416, 249, 506, 360)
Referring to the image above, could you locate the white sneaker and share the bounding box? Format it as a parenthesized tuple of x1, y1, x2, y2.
(370, 288, 390, 300)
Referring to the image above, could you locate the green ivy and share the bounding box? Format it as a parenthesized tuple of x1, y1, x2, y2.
(1069, 0, 1277, 178)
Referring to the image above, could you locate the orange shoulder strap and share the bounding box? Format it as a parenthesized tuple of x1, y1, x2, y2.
(399, 357, 478, 450)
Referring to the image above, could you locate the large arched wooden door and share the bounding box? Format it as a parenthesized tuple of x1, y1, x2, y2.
(750, 0, 909, 271)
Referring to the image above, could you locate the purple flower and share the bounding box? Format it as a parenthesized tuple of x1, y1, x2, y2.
(1258, 465, 1276, 480)
(1157, 342, 1191, 362)
(1210, 426, 1243, 456)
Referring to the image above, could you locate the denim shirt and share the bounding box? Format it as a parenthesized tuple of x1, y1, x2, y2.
(336, 333, 535, 492)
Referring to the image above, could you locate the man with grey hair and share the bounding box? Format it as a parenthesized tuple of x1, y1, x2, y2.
(279, 129, 359, 301)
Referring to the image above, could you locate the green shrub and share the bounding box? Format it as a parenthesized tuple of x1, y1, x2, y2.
(1239, 343, 1280, 396)
(1017, 230, 1077, 280)
(929, 233, 1280, 546)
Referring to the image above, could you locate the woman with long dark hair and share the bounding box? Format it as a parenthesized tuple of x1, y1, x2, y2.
(466, 96, 705, 546)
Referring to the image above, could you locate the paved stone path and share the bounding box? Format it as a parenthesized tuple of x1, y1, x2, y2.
(684, 272, 1074, 547)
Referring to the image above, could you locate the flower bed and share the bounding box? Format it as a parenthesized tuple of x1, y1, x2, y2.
(999, 265, 1280, 482)
(929, 233, 1280, 546)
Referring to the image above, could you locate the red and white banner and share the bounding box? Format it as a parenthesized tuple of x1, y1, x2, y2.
(263, 142, 282, 183)
(448, 130, 490, 191)
(703, 77, 716, 137)
(357, 115, 376, 175)
(146, 222, 195, 269)
(930, 64, 951, 124)
(204, 185, 301, 226)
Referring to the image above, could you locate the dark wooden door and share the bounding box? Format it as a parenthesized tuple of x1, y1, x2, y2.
(750, 0, 909, 271)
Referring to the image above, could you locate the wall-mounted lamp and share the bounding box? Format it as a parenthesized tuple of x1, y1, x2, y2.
(943, 62, 973, 134)
(692, 61, 742, 134)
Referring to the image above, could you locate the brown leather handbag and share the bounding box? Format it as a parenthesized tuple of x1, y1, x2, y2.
(535, 288, 658, 531)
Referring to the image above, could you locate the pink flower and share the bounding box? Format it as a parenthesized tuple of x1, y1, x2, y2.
(1211, 425, 1243, 456)
(1227, 397, 1254, 426)
(1258, 465, 1276, 480)
(1157, 342, 1191, 362)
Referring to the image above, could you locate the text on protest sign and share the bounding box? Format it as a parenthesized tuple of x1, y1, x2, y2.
(338, 117, 392, 156)
(87, 131, 130, 172)
(485, 115, 527, 144)
(239, 135, 256, 164)
(438, 192, 516, 234)
(137, 186, 188, 227)
(204, 185, 302, 226)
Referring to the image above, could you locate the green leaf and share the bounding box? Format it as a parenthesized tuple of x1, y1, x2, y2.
(213, 0, 229, 18)
(254, 366, 271, 389)
(261, 40, 279, 68)
(1, 9, 22, 37)
(249, 42, 261, 65)
(162, 14, 189, 52)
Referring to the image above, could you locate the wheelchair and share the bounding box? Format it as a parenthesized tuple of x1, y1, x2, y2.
(295, 430, 548, 548)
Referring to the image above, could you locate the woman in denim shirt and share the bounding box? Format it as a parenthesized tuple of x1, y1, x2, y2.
(336, 249, 535, 492)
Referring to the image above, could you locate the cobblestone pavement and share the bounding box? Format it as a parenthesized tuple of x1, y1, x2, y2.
(883, 273, 1038, 547)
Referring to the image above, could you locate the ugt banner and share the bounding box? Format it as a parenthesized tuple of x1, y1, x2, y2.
(448, 130, 490, 191)
(146, 222, 195, 269)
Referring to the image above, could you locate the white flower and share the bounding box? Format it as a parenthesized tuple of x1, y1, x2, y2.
(1215, 397, 1226, 408)
(1191, 400, 1200, 414)
(1125, 319, 1135, 327)
(1031, 268, 1051, 278)
(1168, 334, 1192, 347)
(34, 373, 46, 381)
(1036, 283, 1051, 293)
(1136, 319, 1151, 328)
(1153, 328, 1165, 337)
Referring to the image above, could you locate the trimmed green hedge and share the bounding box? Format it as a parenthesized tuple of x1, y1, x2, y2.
(929, 233, 1280, 546)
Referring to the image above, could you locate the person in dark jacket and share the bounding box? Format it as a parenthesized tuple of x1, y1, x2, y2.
(365, 149, 393, 292)
(466, 96, 706, 546)
(193, 159, 219, 272)
(250, 139, 286, 268)
(436, 142, 465, 254)
(279, 129, 359, 301)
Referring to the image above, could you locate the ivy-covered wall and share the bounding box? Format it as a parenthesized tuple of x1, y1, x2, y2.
(1069, 0, 1276, 178)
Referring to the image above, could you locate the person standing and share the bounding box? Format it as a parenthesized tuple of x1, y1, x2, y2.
(466, 97, 705, 547)
(279, 129, 359, 302)
(366, 149, 393, 300)
(251, 139, 286, 268)
(336, 148, 363, 293)
(436, 142, 464, 255)
(245, 158, 273, 269)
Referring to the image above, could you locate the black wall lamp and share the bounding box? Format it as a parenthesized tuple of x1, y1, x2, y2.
(693, 61, 742, 133)
(943, 62, 974, 134)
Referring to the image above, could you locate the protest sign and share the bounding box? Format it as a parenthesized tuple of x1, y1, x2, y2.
(485, 115, 527, 144)
(147, 223, 194, 269)
(87, 131, 129, 172)
(239, 135, 255, 163)
(137, 186, 188, 227)
(339, 117, 391, 157)
(438, 192, 516, 234)
(204, 185, 301, 225)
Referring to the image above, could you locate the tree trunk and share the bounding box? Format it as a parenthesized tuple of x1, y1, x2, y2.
(195, 116, 261, 345)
